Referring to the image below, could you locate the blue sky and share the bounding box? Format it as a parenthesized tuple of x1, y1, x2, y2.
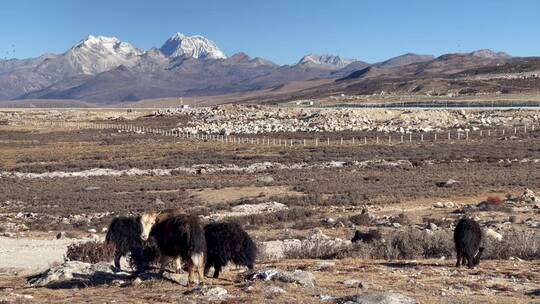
(1, 0, 539, 64)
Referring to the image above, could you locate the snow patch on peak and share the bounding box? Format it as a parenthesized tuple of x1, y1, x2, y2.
(298, 54, 355, 69)
(160, 32, 226, 60)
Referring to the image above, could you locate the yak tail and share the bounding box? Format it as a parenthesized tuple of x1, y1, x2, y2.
(105, 218, 118, 244)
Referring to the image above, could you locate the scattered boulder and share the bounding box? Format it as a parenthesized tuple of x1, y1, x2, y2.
(258, 229, 351, 261)
(257, 176, 275, 183)
(436, 179, 459, 188)
(433, 201, 455, 208)
(27, 261, 128, 288)
(162, 272, 188, 286)
(257, 239, 301, 261)
(246, 268, 316, 288)
(484, 228, 503, 241)
(313, 261, 336, 271)
(518, 189, 538, 204)
(342, 279, 369, 290)
(266, 285, 287, 294)
(56, 231, 66, 240)
(203, 287, 228, 300)
(335, 292, 416, 304)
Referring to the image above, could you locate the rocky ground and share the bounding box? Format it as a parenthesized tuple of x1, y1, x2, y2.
(154, 105, 539, 135)
(0, 108, 539, 303)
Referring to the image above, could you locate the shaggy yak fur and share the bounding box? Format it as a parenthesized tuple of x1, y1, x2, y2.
(454, 218, 484, 268)
(150, 215, 206, 285)
(105, 216, 159, 271)
(351, 229, 382, 243)
(204, 222, 257, 278)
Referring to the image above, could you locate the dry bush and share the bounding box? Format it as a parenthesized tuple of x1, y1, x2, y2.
(350, 211, 372, 226)
(66, 241, 116, 264)
(392, 213, 411, 225)
(422, 217, 452, 228)
(336, 229, 454, 260)
(482, 229, 540, 260)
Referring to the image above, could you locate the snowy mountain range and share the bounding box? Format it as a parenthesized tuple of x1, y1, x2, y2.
(0, 32, 515, 104)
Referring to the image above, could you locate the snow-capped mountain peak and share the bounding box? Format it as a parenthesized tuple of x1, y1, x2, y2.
(160, 32, 226, 60)
(66, 35, 143, 74)
(297, 54, 355, 69)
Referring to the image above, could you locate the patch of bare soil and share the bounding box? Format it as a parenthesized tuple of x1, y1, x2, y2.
(188, 186, 303, 205)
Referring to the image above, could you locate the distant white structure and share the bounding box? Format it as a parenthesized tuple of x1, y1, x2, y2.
(293, 100, 314, 106)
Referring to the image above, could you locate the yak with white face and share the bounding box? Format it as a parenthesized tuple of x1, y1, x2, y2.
(140, 212, 159, 241)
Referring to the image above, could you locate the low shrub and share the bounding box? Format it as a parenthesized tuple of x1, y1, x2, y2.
(350, 210, 372, 226)
(66, 241, 116, 264)
(227, 208, 317, 228)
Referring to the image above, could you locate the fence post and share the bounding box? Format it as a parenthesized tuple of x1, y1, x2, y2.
(421, 134, 424, 142)
(364, 137, 367, 145)
(388, 135, 391, 144)
(376, 136, 379, 144)
(401, 135, 404, 143)
(327, 138, 330, 146)
(315, 138, 318, 146)
(352, 137, 355, 145)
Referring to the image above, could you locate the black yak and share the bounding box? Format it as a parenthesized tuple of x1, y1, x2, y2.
(139, 209, 185, 272)
(105, 216, 159, 271)
(150, 215, 206, 285)
(454, 218, 484, 268)
(204, 222, 257, 279)
(351, 229, 382, 243)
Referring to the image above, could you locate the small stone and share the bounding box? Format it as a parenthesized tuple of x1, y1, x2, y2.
(392, 222, 402, 228)
(162, 272, 188, 286)
(267, 286, 286, 294)
(313, 261, 335, 271)
(204, 287, 228, 300)
(257, 176, 275, 183)
(428, 222, 438, 230)
(132, 277, 143, 287)
(84, 186, 101, 191)
(87, 228, 97, 233)
(56, 231, 66, 239)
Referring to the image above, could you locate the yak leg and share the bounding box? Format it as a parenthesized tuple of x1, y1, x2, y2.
(190, 253, 204, 284)
(213, 263, 222, 279)
(174, 257, 182, 273)
(159, 255, 170, 274)
(204, 262, 211, 277)
(197, 260, 205, 285)
(114, 250, 122, 269)
(455, 251, 462, 267)
(187, 264, 195, 286)
(466, 253, 474, 269)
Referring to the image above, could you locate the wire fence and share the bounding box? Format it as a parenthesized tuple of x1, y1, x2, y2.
(16, 120, 539, 147)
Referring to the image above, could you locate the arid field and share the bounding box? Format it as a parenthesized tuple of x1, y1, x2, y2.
(0, 107, 539, 304)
